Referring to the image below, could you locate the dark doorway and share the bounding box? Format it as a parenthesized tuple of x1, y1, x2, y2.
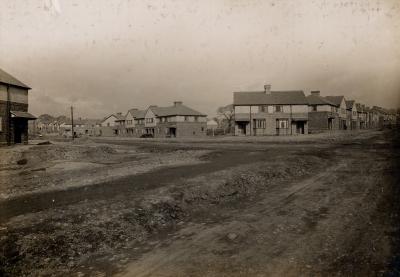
(328, 118, 333, 130)
(13, 119, 27, 143)
(296, 121, 305, 134)
(169, 127, 176, 137)
(236, 122, 248, 135)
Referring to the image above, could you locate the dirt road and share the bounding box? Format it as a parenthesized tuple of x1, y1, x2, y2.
(0, 130, 399, 276)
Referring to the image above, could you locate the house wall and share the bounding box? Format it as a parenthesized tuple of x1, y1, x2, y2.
(0, 100, 29, 144)
(125, 112, 136, 128)
(234, 107, 308, 136)
(101, 116, 117, 127)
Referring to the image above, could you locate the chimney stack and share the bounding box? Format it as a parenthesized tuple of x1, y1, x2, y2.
(311, 91, 320, 96)
(264, 84, 271, 93)
(174, 101, 183, 106)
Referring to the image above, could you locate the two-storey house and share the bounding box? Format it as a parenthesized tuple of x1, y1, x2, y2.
(307, 91, 339, 132)
(0, 68, 36, 144)
(325, 96, 348, 130)
(125, 108, 145, 136)
(345, 100, 359, 130)
(140, 101, 207, 138)
(233, 85, 309, 136)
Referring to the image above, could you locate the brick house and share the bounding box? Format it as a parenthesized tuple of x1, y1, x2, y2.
(125, 108, 145, 136)
(97, 113, 122, 136)
(138, 101, 207, 138)
(0, 68, 36, 145)
(345, 100, 359, 130)
(324, 96, 348, 130)
(355, 103, 367, 129)
(307, 91, 339, 133)
(233, 85, 309, 136)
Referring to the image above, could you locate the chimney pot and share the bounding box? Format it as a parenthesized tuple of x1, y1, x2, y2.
(311, 91, 320, 96)
(174, 101, 183, 106)
(264, 84, 271, 93)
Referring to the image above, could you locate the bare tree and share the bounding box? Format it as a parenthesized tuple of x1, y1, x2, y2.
(216, 104, 234, 134)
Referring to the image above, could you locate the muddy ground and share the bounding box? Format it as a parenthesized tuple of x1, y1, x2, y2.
(0, 130, 399, 276)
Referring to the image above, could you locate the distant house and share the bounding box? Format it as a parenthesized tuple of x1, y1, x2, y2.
(233, 85, 309, 136)
(0, 68, 36, 144)
(114, 112, 126, 135)
(325, 96, 348, 130)
(355, 103, 367, 129)
(345, 100, 359, 130)
(125, 108, 145, 136)
(206, 119, 219, 136)
(307, 91, 339, 132)
(98, 113, 122, 136)
(137, 101, 207, 138)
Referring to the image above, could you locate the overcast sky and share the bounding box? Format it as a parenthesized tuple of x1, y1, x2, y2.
(0, 0, 399, 118)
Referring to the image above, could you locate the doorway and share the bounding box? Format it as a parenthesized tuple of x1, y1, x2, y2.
(168, 127, 176, 137)
(296, 121, 305, 134)
(13, 119, 26, 143)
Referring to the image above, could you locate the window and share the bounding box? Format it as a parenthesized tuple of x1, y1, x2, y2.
(201, 127, 204, 132)
(184, 116, 189, 121)
(254, 119, 266, 129)
(275, 105, 283, 113)
(194, 116, 198, 122)
(276, 119, 288, 129)
(260, 105, 267, 112)
(107, 122, 110, 127)
(146, 118, 154, 123)
(312, 106, 317, 112)
(0, 117, 2, 131)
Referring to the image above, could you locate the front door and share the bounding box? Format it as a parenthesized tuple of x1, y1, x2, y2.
(296, 121, 305, 134)
(13, 119, 26, 143)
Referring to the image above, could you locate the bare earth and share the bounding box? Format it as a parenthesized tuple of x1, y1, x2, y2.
(0, 130, 399, 276)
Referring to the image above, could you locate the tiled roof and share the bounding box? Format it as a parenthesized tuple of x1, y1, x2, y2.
(0, 68, 31, 89)
(149, 104, 206, 117)
(307, 95, 337, 106)
(345, 100, 355, 109)
(127, 108, 146, 119)
(233, 90, 308, 105)
(325, 96, 344, 106)
(114, 113, 126, 121)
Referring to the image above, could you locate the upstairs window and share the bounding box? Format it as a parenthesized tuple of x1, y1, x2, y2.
(312, 106, 317, 112)
(184, 116, 189, 121)
(275, 105, 283, 113)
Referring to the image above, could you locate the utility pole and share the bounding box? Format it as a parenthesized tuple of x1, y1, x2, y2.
(71, 106, 74, 140)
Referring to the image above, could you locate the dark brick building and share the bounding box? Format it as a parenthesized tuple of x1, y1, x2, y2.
(0, 68, 36, 145)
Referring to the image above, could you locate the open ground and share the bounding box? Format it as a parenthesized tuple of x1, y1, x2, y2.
(0, 130, 399, 276)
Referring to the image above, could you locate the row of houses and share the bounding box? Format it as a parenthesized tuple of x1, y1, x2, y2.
(233, 85, 398, 136)
(1, 67, 399, 144)
(98, 101, 208, 138)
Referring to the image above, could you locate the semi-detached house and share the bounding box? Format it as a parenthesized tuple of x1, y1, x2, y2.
(0, 68, 36, 144)
(136, 101, 207, 138)
(233, 86, 309, 136)
(307, 91, 339, 132)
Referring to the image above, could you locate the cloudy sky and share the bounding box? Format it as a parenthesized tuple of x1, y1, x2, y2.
(0, 0, 399, 118)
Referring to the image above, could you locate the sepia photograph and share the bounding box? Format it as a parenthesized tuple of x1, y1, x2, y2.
(0, 0, 399, 276)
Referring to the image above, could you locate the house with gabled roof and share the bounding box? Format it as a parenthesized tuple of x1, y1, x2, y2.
(0, 68, 36, 144)
(138, 101, 207, 138)
(324, 95, 348, 130)
(233, 85, 309, 136)
(307, 91, 339, 132)
(125, 108, 146, 136)
(345, 100, 359, 130)
(355, 103, 367, 129)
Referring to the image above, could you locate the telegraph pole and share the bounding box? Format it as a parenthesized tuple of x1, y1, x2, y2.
(71, 106, 74, 140)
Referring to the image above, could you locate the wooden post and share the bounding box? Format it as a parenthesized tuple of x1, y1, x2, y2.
(71, 106, 74, 140)
(6, 85, 11, 145)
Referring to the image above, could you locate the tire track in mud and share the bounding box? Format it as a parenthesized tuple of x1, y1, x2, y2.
(116, 161, 348, 277)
